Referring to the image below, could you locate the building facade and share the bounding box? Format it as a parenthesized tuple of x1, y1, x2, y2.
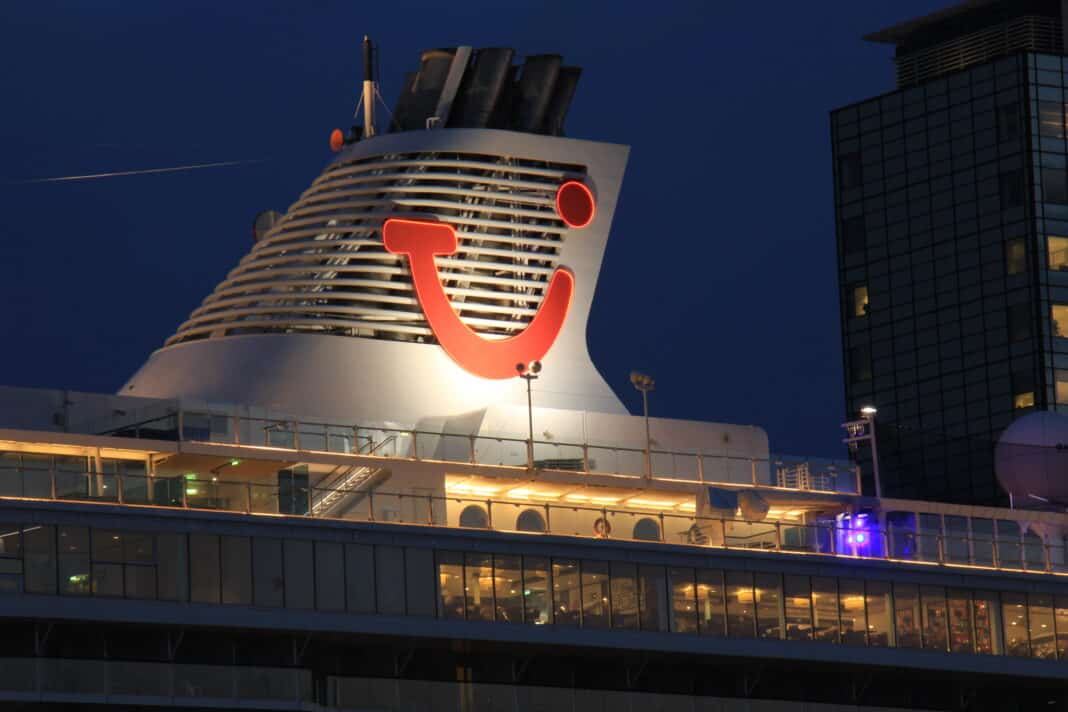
(833, 0, 1068, 505)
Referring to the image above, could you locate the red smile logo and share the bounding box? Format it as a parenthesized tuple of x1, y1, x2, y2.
(383, 180, 595, 379)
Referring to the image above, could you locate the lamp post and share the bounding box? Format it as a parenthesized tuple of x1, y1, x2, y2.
(517, 361, 542, 468)
(842, 405, 882, 498)
(630, 371, 655, 478)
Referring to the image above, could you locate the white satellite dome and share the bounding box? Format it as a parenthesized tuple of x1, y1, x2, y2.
(994, 411, 1068, 504)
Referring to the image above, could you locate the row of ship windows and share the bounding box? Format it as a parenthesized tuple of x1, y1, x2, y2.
(0, 523, 1063, 661)
(437, 552, 1066, 660)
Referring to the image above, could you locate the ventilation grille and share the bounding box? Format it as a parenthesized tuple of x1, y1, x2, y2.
(895, 15, 1062, 88)
(168, 152, 586, 347)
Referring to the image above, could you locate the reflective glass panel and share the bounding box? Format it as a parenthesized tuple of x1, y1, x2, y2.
(921, 586, 948, 651)
(1028, 594, 1057, 660)
(697, 569, 725, 637)
(610, 562, 639, 630)
(839, 579, 866, 646)
(522, 557, 550, 625)
(866, 580, 892, 647)
(784, 575, 812, 642)
(669, 568, 698, 634)
(465, 553, 494, 622)
(894, 583, 922, 648)
(947, 589, 973, 654)
(973, 591, 1002, 655)
(725, 571, 756, 639)
(581, 560, 610, 629)
(493, 555, 523, 624)
(812, 577, 839, 643)
(552, 559, 580, 626)
(754, 572, 782, 640)
(1001, 592, 1030, 657)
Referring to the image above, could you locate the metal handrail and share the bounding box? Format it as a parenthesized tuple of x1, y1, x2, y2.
(0, 467, 1062, 577)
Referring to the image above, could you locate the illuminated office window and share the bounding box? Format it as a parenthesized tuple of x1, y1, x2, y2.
(1006, 238, 1027, 275)
(851, 284, 869, 317)
(1049, 236, 1068, 271)
(1054, 304, 1068, 338)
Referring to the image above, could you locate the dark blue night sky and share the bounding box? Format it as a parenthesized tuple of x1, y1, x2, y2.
(0, 1, 947, 457)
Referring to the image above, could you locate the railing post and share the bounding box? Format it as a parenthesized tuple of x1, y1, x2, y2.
(937, 534, 945, 564)
(427, 495, 435, 525)
(49, 469, 56, 500)
(582, 444, 589, 472)
(828, 525, 836, 556)
(232, 415, 240, 445)
(697, 454, 705, 484)
(1045, 543, 1052, 573)
(751, 459, 757, 487)
(412, 431, 420, 460)
(293, 422, 300, 451)
(246, 482, 252, 514)
(116, 473, 124, 504)
(774, 522, 782, 552)
(177, 409, 185, 441)
(486, 499, 494, 530)
(181, 479, 188, 509)
(720, 518, 727, 549)
(601, 508, 609, 539)
(469, 435, 476, 464)
(368, 491, 375, 521)
(544, 503, 551, 535)
(658, 512, 665, 542)
(854, 465, 862, 495)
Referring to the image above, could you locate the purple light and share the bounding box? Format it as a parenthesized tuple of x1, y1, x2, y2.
(855, 533, 867, 544)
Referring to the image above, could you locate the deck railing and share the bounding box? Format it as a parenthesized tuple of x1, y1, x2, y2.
(96, 410, 862, 495)
(0, 466, 1063, 577)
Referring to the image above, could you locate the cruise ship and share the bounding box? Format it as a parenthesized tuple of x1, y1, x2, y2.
(1, 16, 1067, 712)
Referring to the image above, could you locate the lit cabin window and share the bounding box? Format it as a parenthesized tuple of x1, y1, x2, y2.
(1052, 304, 1068, 338)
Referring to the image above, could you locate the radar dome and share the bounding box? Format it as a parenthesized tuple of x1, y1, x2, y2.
(994, 411, 1068, 505)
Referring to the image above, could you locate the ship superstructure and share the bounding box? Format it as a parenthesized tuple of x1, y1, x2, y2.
(0, 33, 1065, 712)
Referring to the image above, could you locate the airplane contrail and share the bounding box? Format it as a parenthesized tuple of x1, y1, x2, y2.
(10, 158, 266, 184)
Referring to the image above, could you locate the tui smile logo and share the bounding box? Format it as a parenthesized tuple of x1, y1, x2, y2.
(383, 181, 595, 379)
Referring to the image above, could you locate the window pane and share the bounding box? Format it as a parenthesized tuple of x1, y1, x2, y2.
(284, 540, 314, 610)
(697, 569, 725, 637)
(221, 536, 252, 605)
(973, 591, 1002, 655)
(725, 571, 756, 639)
(852, 284, 869, 317)
(784, 575, 812, 642)
(464, 552, 493, 622)
(669, 568, 698, 634)
(1054, 305, 1068, 339)
(58, 526, 90, 596)
(493, 555, 523, 624)
(1006, 238, 1027, 275)
(92, 562, 123, 597)
(894, 583, 922, 648)
(1055, 596, 1068, 661)
(344, 543, 374, 613)
(552, 559, 580, 626)
(252, 537, 284, 608)
(522, 556, 550, 625)
(1043, 167, 1068, 204)
(23, 525, 55, 595)
(1056, 370, 1068, 406)
(947, 589, 973, 653)
(374, 545, 404, 615)
(839, 579, 867, 645)
(1002, 592, 1030, 656)
(610, 562, 639, 630)
(971, 518, 994, 566)
(188, 533, 220, 604)
(943, 516, 969, 565)
(812, 577, 839, 643)
(921, 586, 948, 651)
(996, 520, 1022, 569)
(754, 573, 782, 640)
(1028, 594, 1057, 659)
(156, 533, 187, 602)
(436, 551, 464, 620)
(638, 565, 668, 632)
(1049, 235, 1068, 271)
(404, 548, 434, 617)
(1039, 101, 1066, 137)
(581, 560, 610, 629)
(92, 530, 123, 563)
(314, 541, 345, 612)
(866, 580, 892, 647)
(124, 565, 155, 600)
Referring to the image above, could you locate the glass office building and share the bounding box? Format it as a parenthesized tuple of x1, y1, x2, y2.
(833, 0, 1068, 504)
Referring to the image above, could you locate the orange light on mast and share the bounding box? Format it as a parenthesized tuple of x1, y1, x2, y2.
(329, 129, 345, 153)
